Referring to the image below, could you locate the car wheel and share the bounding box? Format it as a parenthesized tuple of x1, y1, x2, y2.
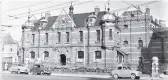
(47, 73, 51, 75)
(113, 74, 118, 79)
(130, 73, 136, 79)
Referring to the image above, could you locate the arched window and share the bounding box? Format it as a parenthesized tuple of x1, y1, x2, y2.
(44, 51, 49, 57)
(30, 51, 35, 58)
(124, 40, 128, 46)
(138, 39, 143, 47)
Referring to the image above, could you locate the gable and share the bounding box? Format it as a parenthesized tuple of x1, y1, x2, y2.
(52, 9, 76, 29)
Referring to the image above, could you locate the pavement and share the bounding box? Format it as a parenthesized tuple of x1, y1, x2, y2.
(3, 71, 168, 80)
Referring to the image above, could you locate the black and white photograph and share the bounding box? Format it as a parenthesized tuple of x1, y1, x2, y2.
(0, 0, 168, 80)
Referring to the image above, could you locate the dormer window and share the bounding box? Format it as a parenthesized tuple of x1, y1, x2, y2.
(138, 39, 143, 47)
(124, 40, 128, 47)
(62, 20, 66, 24)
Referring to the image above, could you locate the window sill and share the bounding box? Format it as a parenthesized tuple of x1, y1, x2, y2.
(31, 43, 35, 45)
(65, 42, 70, 44)
(76, 59, 84, 62)
(109, 37, 113, 40)
(95, 41, 101, 44)
(56, 42, 61, 44)
(44, 43, 48, 45)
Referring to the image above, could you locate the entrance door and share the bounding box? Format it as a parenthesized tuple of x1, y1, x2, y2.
(60, 54, 66, 65)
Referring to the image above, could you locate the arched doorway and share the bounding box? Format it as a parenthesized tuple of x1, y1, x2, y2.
(60, 54, 66, 65)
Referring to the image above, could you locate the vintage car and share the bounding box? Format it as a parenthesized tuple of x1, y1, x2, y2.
(30, 64, 51, 75)
(9, 64, 30, 74)
(110, 66, 142, 79)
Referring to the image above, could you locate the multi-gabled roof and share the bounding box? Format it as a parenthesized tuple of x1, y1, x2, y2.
(32, 11, 106, 31)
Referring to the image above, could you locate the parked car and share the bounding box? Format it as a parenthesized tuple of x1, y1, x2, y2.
(110, 66, 142, 79)
(30, 64, 51, 75)
(163, 69, 168, 75)
(9, 64, 30, 74)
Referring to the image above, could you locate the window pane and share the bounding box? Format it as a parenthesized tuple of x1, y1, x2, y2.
(44, 51, 49, 57)
(31, 51, 35, 58)
(66, 32, 69, 42)
(79, 31, 83, 42)
(45, 33, 48, 43)
(109, 29, 112, 38)
(78, 51, 84, 59)
(138, 40, 143, 47)
(32, 34, 35, 44)
(58, 32, 61, 42)
(96, 30, 100, 41)
(95, 51, 101, 59)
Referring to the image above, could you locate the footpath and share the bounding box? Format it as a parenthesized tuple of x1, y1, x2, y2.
(3, 71, 168, 79)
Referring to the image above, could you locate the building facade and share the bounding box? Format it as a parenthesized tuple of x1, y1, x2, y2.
(22, 5, 166, 69)
(2, 33, 19, 63)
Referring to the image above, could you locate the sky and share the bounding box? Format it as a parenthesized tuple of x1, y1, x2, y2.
(1, 0, 168, 41)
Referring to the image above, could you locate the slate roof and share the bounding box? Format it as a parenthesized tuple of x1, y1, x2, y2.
(3, 33, 16, 44)
(32, 11, 106, 31)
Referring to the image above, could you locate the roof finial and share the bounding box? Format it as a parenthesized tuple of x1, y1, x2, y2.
(107, 0, 110, 12)
(28, 8, 31, 21)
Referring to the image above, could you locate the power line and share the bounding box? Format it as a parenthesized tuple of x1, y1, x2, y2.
(3, 0, 78, 19)
(4, 0, 93, 21)
(111, 0, 160, 12)
(4, 0, 52, 12)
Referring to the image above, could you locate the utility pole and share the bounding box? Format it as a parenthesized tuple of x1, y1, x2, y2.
(86, 21, 90, 66)
(21, 25, 26, 64)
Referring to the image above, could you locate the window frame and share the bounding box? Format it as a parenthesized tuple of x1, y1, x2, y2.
(66, 32, 70, 43)
(78, 51, 84, 59)
(96, 30, 100, 42)
(79, 31, 83, 43)
(45, 33, 49, 43)
(95, 51, 102, 59)
(32, 34, 35, 44)
(44, 51, 49, 58)
(58, 32, 61, 43)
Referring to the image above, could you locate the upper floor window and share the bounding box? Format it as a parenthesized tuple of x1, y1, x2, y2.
(79, 31, 83, 43)
(66, 32, 70, 43)
(124, 24, 128, 29)
(45, 33, 48, 43)
(138, 39, 143, 47)
(78, 51, 84, 59)
(30, 51, 35, 59)
(96, 30, 100, 42)
(32, 34, 35, 44)
(58, 32, 61, 43)
(109, 29, 112, 39)
(44, 51, 49, 58)
(95, 51, 101, 59)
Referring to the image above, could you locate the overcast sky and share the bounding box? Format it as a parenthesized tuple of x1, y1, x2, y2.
(1, 0, 168, 41)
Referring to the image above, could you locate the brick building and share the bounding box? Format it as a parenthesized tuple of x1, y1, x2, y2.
(22, 5, 166, 69)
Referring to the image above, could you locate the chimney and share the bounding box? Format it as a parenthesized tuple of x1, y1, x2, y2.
(94, 6, 100, 16)
(45, 12, 50, 19)
(145, 7, 150, 15)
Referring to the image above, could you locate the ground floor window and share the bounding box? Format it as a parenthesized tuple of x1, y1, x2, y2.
(95, 51, 101, 59)
(30, 51, 35, 59)
(117, 51, 124, 63)
(44, 51, 49, 58)
(78, 51, 84, 59)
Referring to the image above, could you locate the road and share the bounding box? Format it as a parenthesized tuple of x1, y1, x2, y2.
(2, 73, 139, 80)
